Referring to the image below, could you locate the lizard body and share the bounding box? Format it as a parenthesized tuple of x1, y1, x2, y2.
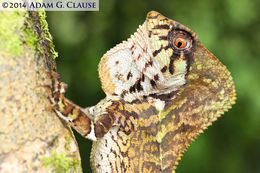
(48, 11, 236, 173)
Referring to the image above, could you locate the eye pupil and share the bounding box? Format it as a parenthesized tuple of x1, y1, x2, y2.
(177, 41, 183, 48)
(174, 37, 187, 49)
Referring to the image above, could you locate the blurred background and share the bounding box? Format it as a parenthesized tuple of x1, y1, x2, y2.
(46, 0, 260, 172)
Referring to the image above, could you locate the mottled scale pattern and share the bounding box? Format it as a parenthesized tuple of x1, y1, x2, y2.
(48, 11, 236, 173)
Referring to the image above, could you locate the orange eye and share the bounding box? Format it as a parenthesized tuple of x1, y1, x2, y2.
(174, 37, 187, 49)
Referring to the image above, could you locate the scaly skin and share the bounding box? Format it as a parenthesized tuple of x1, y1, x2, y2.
(48, 11, 236, 173)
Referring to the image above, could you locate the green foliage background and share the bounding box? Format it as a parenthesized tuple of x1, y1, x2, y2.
(47, 0, 260, 172)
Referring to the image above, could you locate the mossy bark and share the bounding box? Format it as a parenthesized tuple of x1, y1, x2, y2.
(0, 11, 82, 173)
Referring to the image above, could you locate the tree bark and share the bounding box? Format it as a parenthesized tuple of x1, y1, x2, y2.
(0, 11, 82, 173)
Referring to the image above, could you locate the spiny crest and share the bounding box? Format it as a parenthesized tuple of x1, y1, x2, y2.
(98, 11, 200, 103)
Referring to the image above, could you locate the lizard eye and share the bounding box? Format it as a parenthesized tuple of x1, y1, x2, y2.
(174, 37, 190, 49)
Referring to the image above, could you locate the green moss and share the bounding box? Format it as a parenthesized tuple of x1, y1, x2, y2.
(23, 11, 58, 59)
(0, 11, 58, 59)
(38, 11, 58, 59)
(0, 12, 25, 57)
(41, 129, 82, 173)
(23, 14, 38, 51)
(41, 150, 79, 173)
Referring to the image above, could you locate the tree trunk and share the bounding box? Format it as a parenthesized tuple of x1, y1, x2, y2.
(0, 11, 82, 173)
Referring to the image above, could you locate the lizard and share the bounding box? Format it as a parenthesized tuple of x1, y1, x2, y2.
(47, 11, 236, 173)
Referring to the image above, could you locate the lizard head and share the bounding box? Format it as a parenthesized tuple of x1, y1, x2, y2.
(98, 11, 234, 105)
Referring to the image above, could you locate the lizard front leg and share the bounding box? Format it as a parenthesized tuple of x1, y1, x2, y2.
(47, 71, 115, 141)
